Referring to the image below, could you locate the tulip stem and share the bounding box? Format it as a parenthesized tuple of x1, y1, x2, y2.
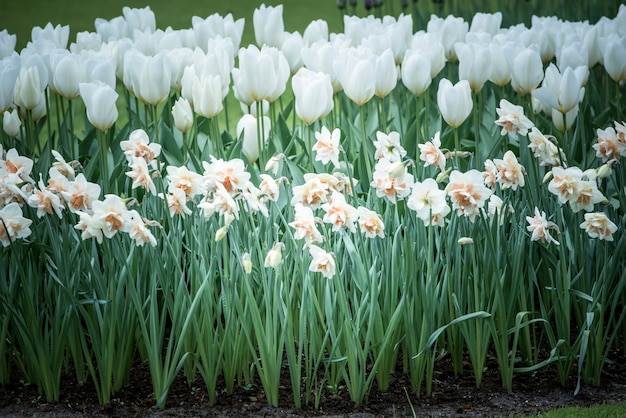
(44, 87, 52, 154)
(305, 121, 313, 172)
(256, 101, 264, 168)
(425, 92, 430, 143)
(454, 127, 460, 169)
(359, 105, 372, 183)
(151, 104, 159, 145)
(98, 128, 110, 193)
(68, 99, 76, 160)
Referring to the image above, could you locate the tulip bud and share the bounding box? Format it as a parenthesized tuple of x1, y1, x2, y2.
(172, 97, 193, 133)
(3, 108, 21, 138)
(264, 242, 284, 268)
(242, 252, 253, 274)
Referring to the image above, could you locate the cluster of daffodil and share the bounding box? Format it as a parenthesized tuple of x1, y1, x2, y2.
(0, 2, 625, 409)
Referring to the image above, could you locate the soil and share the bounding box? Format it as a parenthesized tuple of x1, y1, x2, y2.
(1, 351, 625, 418)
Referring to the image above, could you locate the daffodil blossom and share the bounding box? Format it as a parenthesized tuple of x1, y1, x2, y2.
(526, 207, 560, 245)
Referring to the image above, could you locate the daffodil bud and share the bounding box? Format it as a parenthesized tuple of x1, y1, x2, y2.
(595, 161, 615, 180)
(387, 160, 407, 179)
(542, 171, 554, 183)
(242, 252, 253, 274)
(215, 225, 229, 242)
(264, 242, 284, 268)
(458, 237, 474, 245)
(436, 167, 452, 183)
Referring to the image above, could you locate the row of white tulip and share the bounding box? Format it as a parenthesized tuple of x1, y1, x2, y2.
(1, 4, 625, 150)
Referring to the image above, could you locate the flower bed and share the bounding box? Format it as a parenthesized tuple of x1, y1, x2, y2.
(0, 2, 625, 410)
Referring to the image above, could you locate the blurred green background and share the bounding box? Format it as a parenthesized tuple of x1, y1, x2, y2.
(0, 0, 623, 51)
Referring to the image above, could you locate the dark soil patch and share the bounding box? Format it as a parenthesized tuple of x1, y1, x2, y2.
(1, 351, 625, 417)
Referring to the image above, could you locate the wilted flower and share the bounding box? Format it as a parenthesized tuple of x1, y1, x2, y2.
(528, 127, 566, 167)
(264, 242, 285, 268)
(446, 169, 493, 222)
(526, 207, 560, 245)
(493, 150, 525, 191)
(407, 178, 450, 227)
(128, 210, 157, 247)
(580, 212, 618, 241)
(357, 206, 384, 238)
(495, 99, 534, 138)
(373, 131, 406, 163)
(308, 244, 336, 279)
(419, 131, 446, 171)
(312, 126, 341, 167)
